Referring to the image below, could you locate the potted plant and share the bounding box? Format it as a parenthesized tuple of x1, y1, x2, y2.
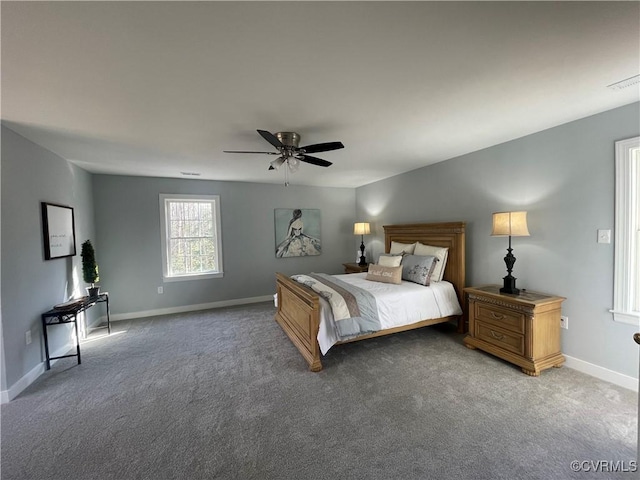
(81, 239, 100, 298)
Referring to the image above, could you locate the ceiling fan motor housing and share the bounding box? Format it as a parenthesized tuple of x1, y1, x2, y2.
(275, 132, 300, 149)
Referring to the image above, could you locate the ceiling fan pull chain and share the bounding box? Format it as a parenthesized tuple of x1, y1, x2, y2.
(283, 159, 289, 186)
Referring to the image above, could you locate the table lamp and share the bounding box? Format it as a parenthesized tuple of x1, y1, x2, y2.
(354, 222, 371, 266)
(491, 211, 530, 294)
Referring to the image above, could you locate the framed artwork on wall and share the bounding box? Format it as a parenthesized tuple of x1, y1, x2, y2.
(41, 202, 76, 260)
(275, 208, 321, 257)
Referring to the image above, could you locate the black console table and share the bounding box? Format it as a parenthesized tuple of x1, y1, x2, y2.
(41, 292, 110, 370)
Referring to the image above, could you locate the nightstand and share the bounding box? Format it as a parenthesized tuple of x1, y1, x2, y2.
(463, 285, 565, 376)
(342, 262, 369, 274)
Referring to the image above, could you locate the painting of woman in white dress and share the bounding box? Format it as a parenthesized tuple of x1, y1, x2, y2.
(275, 208, 321, 257)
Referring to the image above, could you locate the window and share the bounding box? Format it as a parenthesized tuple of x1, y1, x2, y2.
(159, 194, 223, 281)
(612, 136, 640, 325)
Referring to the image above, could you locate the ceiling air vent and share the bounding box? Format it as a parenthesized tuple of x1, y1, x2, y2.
(607, 74, 640, 91)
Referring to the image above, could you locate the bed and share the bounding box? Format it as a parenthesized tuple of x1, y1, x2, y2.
(274, 222, 466, 371)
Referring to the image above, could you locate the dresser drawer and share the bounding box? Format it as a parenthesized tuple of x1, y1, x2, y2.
(476, 321, 524, 356)
(475, 303, 525, 334)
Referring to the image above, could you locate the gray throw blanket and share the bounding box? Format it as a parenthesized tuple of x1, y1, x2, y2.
(291, 273, 381, 340)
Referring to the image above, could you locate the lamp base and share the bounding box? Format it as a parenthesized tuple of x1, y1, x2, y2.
(358, 238, 366, 266)
(500, 275, 520, 295)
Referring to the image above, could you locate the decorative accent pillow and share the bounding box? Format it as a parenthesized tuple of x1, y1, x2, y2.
(401, 255, 438, 286)
(389, 241, 416, 255)
(366, 264, 402, 284)
(377, 254, 403, 267)
(413, 243, 449, 282)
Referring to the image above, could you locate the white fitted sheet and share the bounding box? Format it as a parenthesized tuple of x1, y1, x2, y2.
(317, 273, 462, 355)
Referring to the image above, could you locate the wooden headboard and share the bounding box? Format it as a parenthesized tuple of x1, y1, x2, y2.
(383, 222, 466, 306)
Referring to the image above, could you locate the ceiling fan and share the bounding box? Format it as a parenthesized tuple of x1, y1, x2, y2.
(224, 130, 344, 184)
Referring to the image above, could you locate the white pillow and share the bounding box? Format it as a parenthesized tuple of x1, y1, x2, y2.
(413, 242, 449, 282)
(377, 254, 403, 267)
(389, 241, 416, 255)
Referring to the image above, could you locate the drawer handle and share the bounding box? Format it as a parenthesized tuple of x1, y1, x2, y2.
(490, 330, 505, 340)
(490, 312, 505, 320)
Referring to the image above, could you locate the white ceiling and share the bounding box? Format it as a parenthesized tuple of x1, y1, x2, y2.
(2, 1, 639, 188)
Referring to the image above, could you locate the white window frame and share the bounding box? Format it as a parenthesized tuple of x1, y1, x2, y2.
(159, 194, 223, 282)
(611, 136, 640, 325)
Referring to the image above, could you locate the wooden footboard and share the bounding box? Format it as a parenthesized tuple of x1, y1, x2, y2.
(275, 272, 460, 372)
(275, 272, 323, 371)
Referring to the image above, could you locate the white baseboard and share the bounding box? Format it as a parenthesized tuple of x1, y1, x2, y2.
(105, 295, 274, 322)
(564, 355, 638, 392)
(1, 362, 44, 404)
(0, 343, 73, 404)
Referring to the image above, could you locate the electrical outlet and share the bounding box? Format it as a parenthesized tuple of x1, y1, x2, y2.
(25, 330, 32, 345)
(560, 316, 568, 330)
(157, 286, 164, 294)
(597, 229, 611, 244)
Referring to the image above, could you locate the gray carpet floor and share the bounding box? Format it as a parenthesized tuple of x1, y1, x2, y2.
(1, 302, 637, 480)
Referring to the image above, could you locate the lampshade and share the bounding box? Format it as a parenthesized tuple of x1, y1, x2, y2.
(491, 212, 530, 237)
(353, 222, 371, 235)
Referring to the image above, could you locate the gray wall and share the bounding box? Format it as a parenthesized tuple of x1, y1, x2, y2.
(1, 126, 96, 392)
(356, 102, 640, 378)
(92, 175, 355, 315)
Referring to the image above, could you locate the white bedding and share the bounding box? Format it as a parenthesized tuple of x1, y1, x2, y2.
(317, 273, 463, 355)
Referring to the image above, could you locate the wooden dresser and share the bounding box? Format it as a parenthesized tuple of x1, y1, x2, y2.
(463, 285, 565, 376)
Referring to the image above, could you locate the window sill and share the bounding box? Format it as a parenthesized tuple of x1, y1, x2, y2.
(610, 310, 640, 326)
(164, 272, 224, 282)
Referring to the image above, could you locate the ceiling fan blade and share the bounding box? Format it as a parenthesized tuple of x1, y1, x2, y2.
(299, 141, 344, 154)
(223, 150, 279, 155)
(257, 130, 284, 149)
(298, 155, 333, 167)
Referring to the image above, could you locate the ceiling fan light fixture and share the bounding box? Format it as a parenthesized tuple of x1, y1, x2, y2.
(270, 157, 285, 170)
(288, 157, 300, 172)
